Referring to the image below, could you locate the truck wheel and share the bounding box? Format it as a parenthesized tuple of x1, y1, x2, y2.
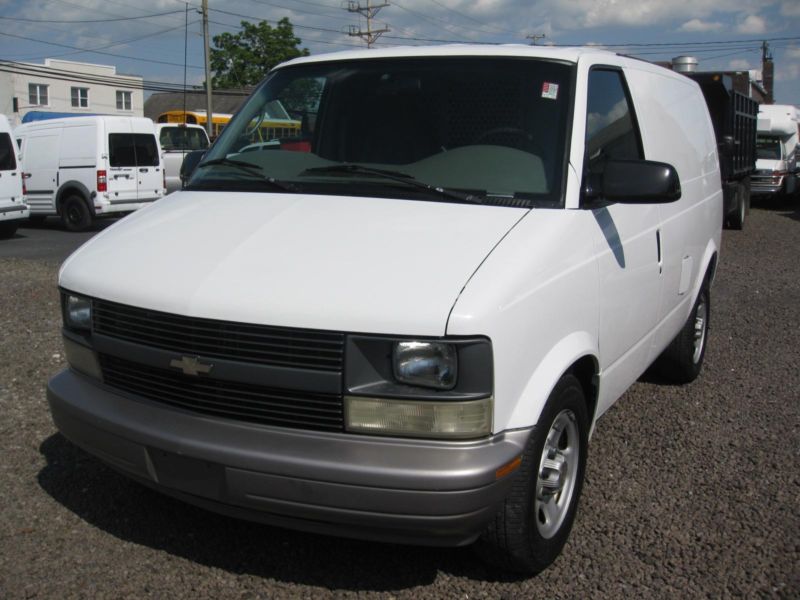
(727, 184, 745, 230)
(654, 284, 710, 384)
(475, 374, 588, 574)
(0, 221, 19, 239)
(61, 196, 92, 232)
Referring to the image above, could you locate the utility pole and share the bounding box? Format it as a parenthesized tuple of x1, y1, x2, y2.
(346, 1, 390, 48)
(201, 0, 213, 137)
(526, 34, 546, 45)
(761, 40, 774, 105)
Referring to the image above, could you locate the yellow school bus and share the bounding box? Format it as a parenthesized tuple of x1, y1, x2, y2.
(157, 107, 301, 141)
(157, 110, 232, 138)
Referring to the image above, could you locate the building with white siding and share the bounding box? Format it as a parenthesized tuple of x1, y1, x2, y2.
(0, 59, 144, 127)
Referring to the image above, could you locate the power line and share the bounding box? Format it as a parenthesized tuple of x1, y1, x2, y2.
(0, 9, 186, 23)
(391, 2, 479, 43)
(347, 1, 391, 48)
(245, 0, 352, 22)
(393, 0, 513, 40)
(0, 25, 206, 70)
(423, 0, 520, 36)
(584, 35, 800, 49)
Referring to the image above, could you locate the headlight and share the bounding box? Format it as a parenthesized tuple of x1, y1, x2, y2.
(345, 396, 492, 439)
(64, 294, 92, 331)
(393, 341, 457, 390)
(63, 336, 102, 381)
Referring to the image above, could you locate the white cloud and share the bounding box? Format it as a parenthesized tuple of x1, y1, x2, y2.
(736, 14, 767, 34)
(678, 19, 723, 32)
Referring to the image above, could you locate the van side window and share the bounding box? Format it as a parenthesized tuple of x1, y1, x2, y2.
(585, 69, 643, 165)
(0, 133, 17, 170)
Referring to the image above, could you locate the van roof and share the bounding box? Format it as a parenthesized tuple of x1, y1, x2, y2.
(14, 115, 155, 132)
(278, 44, 616, 69)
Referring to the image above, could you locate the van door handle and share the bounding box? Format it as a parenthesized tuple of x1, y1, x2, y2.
(656, 229, 663, 274)
(139, 168, 149, 173)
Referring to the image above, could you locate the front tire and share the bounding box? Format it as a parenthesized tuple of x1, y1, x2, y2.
(61, 195, 92, 232)
(475, 374, 589, 574)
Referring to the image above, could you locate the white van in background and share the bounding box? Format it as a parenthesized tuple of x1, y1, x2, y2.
(157, 123, 210, 194)
(753, 104, 799, 198)
(15, 116, 166, 231)
(0, 114, 29, 239)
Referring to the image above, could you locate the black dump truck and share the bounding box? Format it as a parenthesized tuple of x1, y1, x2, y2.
(685, 72, 758, 230)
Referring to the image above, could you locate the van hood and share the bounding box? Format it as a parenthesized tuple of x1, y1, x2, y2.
(60, 192, 526, 336)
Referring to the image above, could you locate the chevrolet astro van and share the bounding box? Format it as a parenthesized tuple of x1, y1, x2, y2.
(48, 46, 722, 574)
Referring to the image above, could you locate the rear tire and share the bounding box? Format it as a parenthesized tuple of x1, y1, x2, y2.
(61, 195, 92, 232)
(654, 284, 710, 384)
(0, 221, 19, 239)
(475, 374, 589, 574)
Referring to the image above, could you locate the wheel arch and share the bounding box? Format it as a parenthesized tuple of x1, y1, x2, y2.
(694, 240, 719, 303)
(55, 181, 93, 216)
(506, 331, 600, 432)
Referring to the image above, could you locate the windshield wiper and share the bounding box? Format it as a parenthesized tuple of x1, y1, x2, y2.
(301, 164, 483, 204)
(197, 157, 298, 193)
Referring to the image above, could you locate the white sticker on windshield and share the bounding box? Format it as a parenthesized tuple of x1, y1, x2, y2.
(541, 82, 559, 100)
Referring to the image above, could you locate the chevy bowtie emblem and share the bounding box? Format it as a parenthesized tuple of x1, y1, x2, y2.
(169, 356, 214, 376)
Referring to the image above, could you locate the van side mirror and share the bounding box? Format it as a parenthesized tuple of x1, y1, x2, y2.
(180, 150, 206, 188)
(584, 159, 681, 204)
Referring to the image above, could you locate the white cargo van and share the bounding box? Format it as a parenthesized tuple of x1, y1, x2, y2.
(753, 104, 799, 198)
(156, 123, 210, 194)
(48, 47, 722, 574)
(0, 114, 29, 239)
(15, 116, 165, 231)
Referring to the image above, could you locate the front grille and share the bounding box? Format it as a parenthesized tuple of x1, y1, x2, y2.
(99, 354, 344, 432)
(93, 298, 345, 372)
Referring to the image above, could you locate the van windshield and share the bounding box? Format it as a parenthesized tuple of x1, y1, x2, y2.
(0, 133, 17, 170)
(756, 135, 783, 160)
(160, 127, 210, 151)
(190, 57, 574, 206)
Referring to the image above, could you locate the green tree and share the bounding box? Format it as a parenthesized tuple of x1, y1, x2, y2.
(210, 18, 309, 88)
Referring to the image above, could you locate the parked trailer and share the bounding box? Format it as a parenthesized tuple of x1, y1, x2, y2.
(685, 73, 757, 230)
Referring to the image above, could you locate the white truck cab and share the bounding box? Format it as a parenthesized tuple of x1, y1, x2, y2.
(0, 114, 29, 239)
(753, 104, 799, 198)
(14, 116, 166, 231)
(48, 47, 722, 574)
(156, 123, 210, 194)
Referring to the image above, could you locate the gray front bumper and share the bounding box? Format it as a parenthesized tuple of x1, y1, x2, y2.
(47, 369, 531, 546)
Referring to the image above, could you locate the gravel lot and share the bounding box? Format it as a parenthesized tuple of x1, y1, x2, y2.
(1, 203, 798, 599)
